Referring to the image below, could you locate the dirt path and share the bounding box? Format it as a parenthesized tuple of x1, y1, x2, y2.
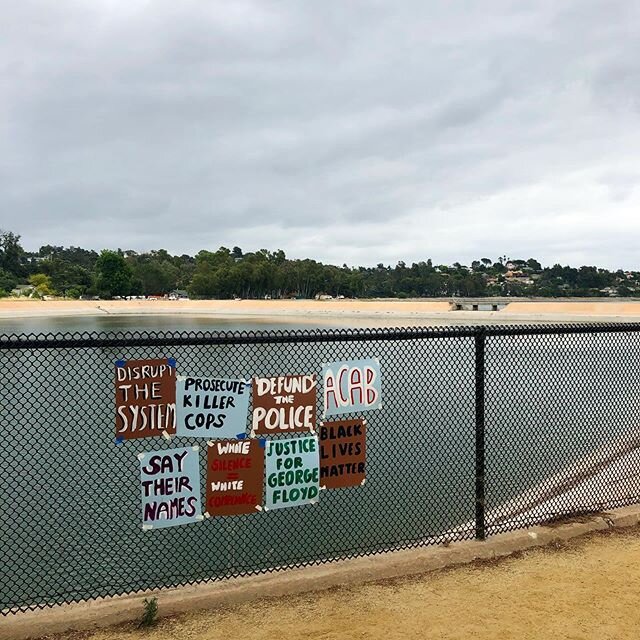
(57, 527, 640, 640)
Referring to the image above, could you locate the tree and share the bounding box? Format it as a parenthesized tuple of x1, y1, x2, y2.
(0, 268, 17, 293)
(0, 230, 24, 276)
(94, 250, 132, 298)
(526, 258, 542, 271)
(0, 231, 632, 301)
(129, 255, 180, 296)
(28, 273, 55, 296)
(42, 259, 92, 297)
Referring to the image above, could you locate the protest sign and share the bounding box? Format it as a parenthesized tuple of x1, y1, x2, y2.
(251, 374, 317, 435)
(322, 358, 382, 417)
(176, 376, 250, 439)
(320, 418, 366, 489)
(265, 436, 320, 509)
(206, 439, 264, 516)
(139, 446, 202, 529)
(115, 358, 176, 440)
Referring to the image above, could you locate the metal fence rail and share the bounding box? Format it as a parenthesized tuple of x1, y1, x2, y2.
(2, 323, 640, 614)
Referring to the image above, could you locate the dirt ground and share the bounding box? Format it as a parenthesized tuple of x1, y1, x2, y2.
(53, 527, 640, 640)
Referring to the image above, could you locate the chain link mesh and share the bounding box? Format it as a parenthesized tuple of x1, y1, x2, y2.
(2, 323, 639, 614)
(484, 328, 640, 533)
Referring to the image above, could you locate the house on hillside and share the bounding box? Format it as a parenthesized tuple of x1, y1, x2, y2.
(11, 284, 35, 297)
(505, 271, 534, 286)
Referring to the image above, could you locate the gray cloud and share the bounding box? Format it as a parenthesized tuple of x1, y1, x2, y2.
(2, 0, 640, 268)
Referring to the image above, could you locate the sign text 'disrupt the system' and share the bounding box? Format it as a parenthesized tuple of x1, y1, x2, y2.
(115, 358, 177, 440)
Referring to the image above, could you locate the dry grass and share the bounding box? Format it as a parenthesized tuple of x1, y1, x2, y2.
(53, 527, 640, 640)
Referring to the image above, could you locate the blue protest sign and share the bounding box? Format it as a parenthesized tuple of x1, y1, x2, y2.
(322, 358, 382, 417)
(139, 446, 202, 529)
(264, 436, 320, 510)
(176, 376, 250, 439)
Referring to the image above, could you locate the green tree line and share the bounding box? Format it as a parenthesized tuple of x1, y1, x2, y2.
(0, 229, 637, 300)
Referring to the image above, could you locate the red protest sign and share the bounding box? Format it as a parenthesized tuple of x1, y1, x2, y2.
(115, 358, 176, 440)
(320, 418, 366, 489)
(251, 374, 317, 435)
(206, 439, 264, 516)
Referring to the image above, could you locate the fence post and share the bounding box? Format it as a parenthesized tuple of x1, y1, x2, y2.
(474, 328, 486, 541)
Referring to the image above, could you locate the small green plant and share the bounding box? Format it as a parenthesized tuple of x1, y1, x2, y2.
(139, 597, 158, 628)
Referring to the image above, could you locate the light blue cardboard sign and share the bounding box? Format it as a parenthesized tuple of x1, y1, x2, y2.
(264, 436, 320, 510)
(139, 446, 202, 529)
(322, 358, 382, 417)
(176, 376, 250, 439)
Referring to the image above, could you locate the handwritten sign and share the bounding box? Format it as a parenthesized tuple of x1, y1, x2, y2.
(265, 436, 320, 509)
(320, 418, 366, 489)
(206, 439, 264, 516)
(115, 358, 176, 440)
(176, 376, 250, 439)
(322, 359, 382, 417)
(139, 446, 202, 529)
(252, 374, 317, 436)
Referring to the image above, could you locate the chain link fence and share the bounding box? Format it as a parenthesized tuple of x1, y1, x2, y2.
(2, 324, 640, 614)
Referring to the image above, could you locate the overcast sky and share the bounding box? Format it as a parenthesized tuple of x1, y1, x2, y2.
(2, 1, 640, 269)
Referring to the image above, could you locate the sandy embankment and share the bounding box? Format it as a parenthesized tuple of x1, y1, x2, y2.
(2, 298, 640, 321)
(0, 299, 454, 319)
(502, 301, 640, 317)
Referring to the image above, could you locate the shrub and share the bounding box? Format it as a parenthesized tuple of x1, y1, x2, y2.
(139, 597, 158, 627)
